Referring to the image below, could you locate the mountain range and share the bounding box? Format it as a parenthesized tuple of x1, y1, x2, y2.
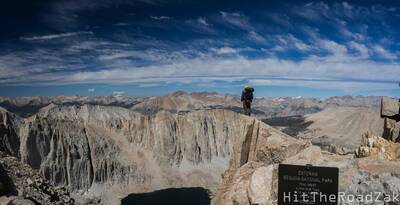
(0, 92, 394, 205)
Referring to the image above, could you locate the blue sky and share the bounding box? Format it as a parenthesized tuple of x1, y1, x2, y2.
(0, 0, 399, 97)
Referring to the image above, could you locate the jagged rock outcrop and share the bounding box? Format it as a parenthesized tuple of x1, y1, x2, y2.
(383, 117, 400, 142)
(0, 151, 74, 205)
(0, 107, 20, 157)
(356, 132, 400, 160)
(381, 97, 400, 141)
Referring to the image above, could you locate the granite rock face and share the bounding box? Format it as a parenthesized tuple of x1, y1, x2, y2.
(10, 104, 274, 203)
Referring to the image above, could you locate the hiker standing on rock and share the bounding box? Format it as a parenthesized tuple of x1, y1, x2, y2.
(241, 85, 254, 116)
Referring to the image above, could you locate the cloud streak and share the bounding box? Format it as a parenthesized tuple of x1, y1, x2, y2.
(150, 16, 171, 20)
(373, 45, 397, 59)
(220, 11, 253, 30)
(197, 17, 210, 26)
(20, 31, 93, 41)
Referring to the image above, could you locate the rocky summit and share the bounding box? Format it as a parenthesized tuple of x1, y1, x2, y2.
(212, 125, 400, 205)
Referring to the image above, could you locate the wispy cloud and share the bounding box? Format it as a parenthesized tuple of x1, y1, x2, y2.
(267, 13, 292, 28)
(276, 34, 312, 51)
(114, 22, 130, 26)
(317, 39, 348, 57)
(248, 31, 266, 43)
(197, 17, 210, 26)
(220, 11, 253, 30)
(348, 41, 369, 58)
(41, 0, 164, 30)
(373, 45, 397, 59)
(20, 31, 93, 41)
(150, 15, 171, 20)
(211, 47, 238, 54)
(184, 17, 217, 34)
(261, 33, 313, 53)
(295, 2, 330, 22)
(342, 2, 353, 10)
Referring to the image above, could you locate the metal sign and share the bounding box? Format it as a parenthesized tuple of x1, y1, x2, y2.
(278, 164, 339, 205)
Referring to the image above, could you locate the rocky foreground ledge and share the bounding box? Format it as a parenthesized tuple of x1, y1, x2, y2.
(0, 151, 75, 205)
(212, 118, 400, 205)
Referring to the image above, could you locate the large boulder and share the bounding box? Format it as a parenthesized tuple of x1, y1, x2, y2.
(247, 165, 274, 205)
(381, 97, 399, 118)
(381, 97, 400, 141)
(383, 117, 400, 141)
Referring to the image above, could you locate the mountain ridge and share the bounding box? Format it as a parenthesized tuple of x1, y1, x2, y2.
(2, 103, 288, 204)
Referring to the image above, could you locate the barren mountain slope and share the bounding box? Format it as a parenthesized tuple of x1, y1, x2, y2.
(252, 97, 324, 117)
(299, 106, 384, 150)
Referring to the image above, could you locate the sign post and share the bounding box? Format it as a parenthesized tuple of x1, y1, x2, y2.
(278, 164, 339, 205)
